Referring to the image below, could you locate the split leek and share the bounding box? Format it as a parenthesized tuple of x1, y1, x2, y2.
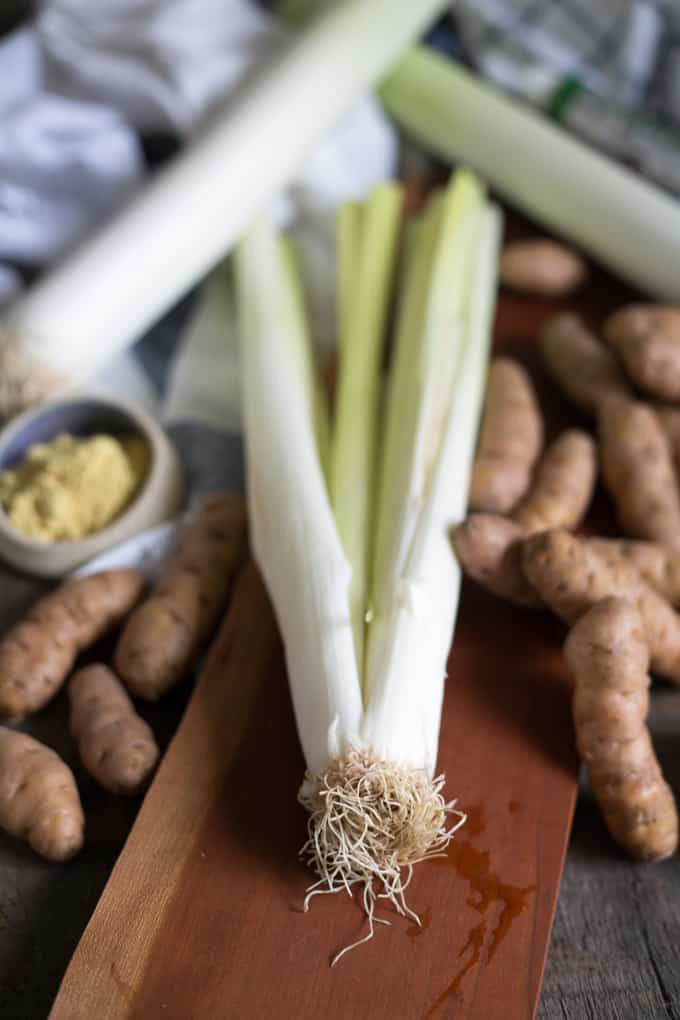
(381, 46, 680, 301)
(236, 169, 502, 959)
(0, 0, 448, 421)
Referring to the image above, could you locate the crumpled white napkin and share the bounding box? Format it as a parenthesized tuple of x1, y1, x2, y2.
(0, 0, 396, 421)
(37, 0, 396, 231)
(38, 0, 286, 138)
(0, 0, 395, 296)
(0, 26, 144, 268)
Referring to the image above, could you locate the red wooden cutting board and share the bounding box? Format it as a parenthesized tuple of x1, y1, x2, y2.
(48, 226, 635, 1020)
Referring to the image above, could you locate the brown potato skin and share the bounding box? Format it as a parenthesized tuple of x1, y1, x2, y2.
(653, 404, 680, 478)
(587, 538, 680, 607)
(69, 664, 159, 795)
(604, 305, 680, 401)
(598, 398, 680, 546)
(0, 727, 84, 861)
(452, 514, 540, 608)
(514, 429, 596, 534)
(469, 358, 543, 514)
(456, 430, 595, 607)
(0, 569, 146, 720)
(565, 598, 677, 861)
(500, 239, 586, 297)
(539, 314, 631, 414)
(115, 493, 247, 701)
(522, 530, 680, 683)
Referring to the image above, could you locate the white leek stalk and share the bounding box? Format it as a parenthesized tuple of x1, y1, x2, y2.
(0, 0, 448, 421)
(236, 174, 501, 959)
(364, 172, 486, 772)
(236, 217, 362, 776)
(381, 47, 680, 301)
(331, 183, 402, 675)
(281, 239, 331, 479)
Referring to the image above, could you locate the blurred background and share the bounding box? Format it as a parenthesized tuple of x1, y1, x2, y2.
(0, 2, 31, 34)
(2, 0, 679, 313)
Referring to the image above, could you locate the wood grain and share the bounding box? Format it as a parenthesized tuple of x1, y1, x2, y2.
(538, 688, 680, 1020)
(49, 567, 578, 1018)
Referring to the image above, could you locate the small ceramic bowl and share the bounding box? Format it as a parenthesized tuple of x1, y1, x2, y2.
(0, 396, 184, 578)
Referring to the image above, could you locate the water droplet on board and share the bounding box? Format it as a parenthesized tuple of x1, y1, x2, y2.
(425, 803, 536, 1017)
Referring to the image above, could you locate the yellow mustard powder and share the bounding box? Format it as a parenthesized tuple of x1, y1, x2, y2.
(0, 433, 149, 541)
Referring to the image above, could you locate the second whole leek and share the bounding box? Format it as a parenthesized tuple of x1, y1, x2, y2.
(381, 46, 680, 302)
(0, 0, 448, 421)
(236, 169, 501, 958)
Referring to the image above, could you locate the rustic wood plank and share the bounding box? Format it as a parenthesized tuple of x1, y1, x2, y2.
(48, 561, 277, 1020)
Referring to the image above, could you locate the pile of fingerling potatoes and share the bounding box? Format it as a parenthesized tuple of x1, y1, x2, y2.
(455, 237, 680, 863)
(0, 494, 246, 861)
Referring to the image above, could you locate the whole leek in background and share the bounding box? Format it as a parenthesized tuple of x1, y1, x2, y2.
(381, 46, 680, 302)
(0, 0, 449, 420)
(236, 169, 501, 960)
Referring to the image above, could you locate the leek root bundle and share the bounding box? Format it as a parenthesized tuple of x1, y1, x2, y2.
(236, 169, 501, 959)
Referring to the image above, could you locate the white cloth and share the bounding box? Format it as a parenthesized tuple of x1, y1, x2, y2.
(38, 0, 286, 138)
(0, 95, 143, 263)
(0, 0, 396, 313)
(0, 26, 143, 268)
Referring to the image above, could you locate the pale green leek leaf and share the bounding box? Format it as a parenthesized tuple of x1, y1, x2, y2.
(369, 172, 484, 650)
(336, 201, 363, 360)
(362, 204, 502, 773)
(330, 181, 403, 680)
